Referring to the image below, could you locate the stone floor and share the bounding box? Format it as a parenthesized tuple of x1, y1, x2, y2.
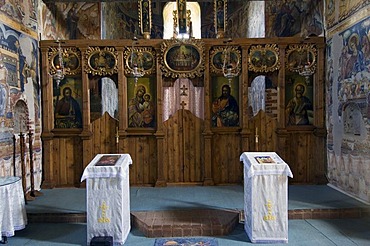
(6, 185, 370, 245)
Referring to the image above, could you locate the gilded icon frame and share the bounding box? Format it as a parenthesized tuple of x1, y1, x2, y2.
(123, 46, 156, 76)
(48, 47, 81, 76)
(285, 44, 317, 74)
(248, 44, 280, 73)
(160, 38, 205, 79)
(210, 46, 241, 75)
(84, 47, 118, 76)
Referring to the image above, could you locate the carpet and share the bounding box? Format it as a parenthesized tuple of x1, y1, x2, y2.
(154, 237, 218, 246)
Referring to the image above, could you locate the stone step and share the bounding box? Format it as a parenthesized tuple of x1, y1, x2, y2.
(131, 209, 239, 238)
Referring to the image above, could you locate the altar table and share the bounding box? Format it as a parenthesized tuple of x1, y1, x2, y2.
(0, 176, 27, 243)
(240, 152, 293, 244)
(81, 154, 132, 245)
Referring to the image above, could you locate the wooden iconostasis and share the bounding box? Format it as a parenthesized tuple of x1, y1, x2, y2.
(39, 37, 326, 188)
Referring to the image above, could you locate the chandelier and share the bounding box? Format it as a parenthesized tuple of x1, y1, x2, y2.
(298, 48, 314, 84)
(222, 38, 239, 86)
(130, 36, 145, 86)
(52, 38, 65, 88)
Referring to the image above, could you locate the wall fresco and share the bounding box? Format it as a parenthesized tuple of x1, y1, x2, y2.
(0, 20, 42, 192)
(339, 0, 368, 23)
(326, 14, 370, 203)
(40, 2, 100, 40)
(326, 0, 370, 31)
(266, 0, 323, 38)
(0, 0, 37, 33)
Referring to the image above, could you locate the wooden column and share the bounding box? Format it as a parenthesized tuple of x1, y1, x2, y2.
(203, 44, 214, 185)
(314, 42, 325, 128)
(276, 44, 289, 159)
(40, 46, 55, 189)
(240, 44, 252, 152)
(79, 46, 93, 187)
(155, 47, 166, 187)
(117, 47, 128, 154)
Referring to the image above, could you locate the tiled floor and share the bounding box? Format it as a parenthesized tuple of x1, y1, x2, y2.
(5, 185, 370, 245)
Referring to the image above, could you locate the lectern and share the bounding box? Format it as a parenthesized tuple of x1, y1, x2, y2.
(81, 154, 132, 245)
(240, 152, 293, 244)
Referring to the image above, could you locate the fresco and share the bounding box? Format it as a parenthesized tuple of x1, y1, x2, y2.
(339, 0, 368, 22)
(40, 2, 100, 40)
(0, 22, 40, 137)
(337, 18, 370, 101)
(0, 0, 38, 32)
(0, 19, 42, 192)
(326, 14, 370, 203)
(326, 0, 369, 30)
(102, 2, 139, 39)
(325, 0, 335, 28)
(265, 0, 323, 37)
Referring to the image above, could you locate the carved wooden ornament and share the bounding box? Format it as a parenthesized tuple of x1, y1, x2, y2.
(248, 44, 280, 73)
(84, 47, 118, 76)
(286, 44, 317, 74)
(123, 46, 156, 76)
(48, 47, 81, 76)
(210, 45, 241, 75)
(160, 38, 205, 79)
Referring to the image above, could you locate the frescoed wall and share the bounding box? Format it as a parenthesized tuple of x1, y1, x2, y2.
(0, 0, 42, 194)
(39, 2, 100, 40)
(326, 3, 370, 203)
(265, 0, 324, 38)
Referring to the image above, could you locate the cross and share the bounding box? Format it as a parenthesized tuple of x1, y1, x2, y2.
(180, 84, 188, 96)
(180, 101, 187, 109)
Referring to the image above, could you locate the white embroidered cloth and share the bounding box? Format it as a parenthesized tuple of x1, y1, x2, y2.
(240, 152, 293, 244)
(81, 154, 132, 181)
(0, 176, 27, 241)
(81, 154, 132, 245)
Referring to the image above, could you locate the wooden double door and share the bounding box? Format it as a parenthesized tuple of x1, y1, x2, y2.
(163, 108, 204, 184)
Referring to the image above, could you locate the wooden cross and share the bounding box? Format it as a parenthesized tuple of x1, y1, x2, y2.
(180, 101, 187, 109)
(180, 84, 188, 96)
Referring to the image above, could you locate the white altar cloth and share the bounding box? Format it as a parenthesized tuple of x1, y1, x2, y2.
(0, 176, 27, 242)
(240, 152, 293, 244)
(81, 154, 132, 245)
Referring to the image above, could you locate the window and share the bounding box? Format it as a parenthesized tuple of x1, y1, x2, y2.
(163, 2, 201, 39)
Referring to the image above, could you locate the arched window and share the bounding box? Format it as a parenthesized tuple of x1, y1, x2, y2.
(163, 2, 201, 39)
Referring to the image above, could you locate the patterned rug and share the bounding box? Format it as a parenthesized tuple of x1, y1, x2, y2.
(154, 237, 218, 246)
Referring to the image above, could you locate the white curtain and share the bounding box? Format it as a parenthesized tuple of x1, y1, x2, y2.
(162, 78, 204, 122)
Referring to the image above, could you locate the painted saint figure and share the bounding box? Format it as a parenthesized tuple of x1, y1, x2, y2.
(55, 87, 82, 128)
(128, 85, 155, 127)
(286, 84, 312, 125)
(212, 84, 239, 127)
